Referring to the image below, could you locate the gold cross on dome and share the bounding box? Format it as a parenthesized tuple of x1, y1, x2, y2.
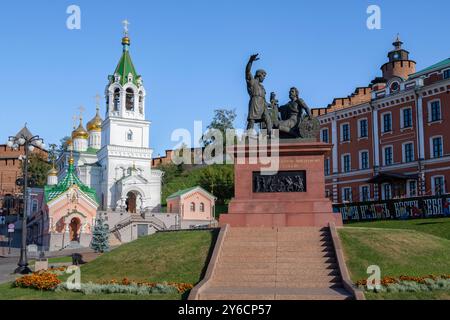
(94, 93, 101, 109)
(78, 105, 85, 119)
(72, 115, 78, 129)
(122, 19, 130, 36)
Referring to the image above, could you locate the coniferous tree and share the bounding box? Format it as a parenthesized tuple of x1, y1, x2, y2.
(90, 216, 110, 253)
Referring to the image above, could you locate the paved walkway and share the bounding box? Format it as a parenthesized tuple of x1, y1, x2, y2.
(0, 257, 20, 284)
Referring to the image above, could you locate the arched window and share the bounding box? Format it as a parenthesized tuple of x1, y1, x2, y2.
(200, 203, 205, 213)
(127, 130, 133, 141)
(190, 202, 195, 212)
(126, 88, 134, 111)
(138, 92, 144, 114)
(113, 88, 120, 111)
(32, 199, 38, 213)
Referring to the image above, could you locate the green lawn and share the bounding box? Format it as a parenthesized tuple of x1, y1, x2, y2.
(29, 256, 73, 266)
(346, 217, 450, 240)
(339, 218, 450, 300)
(0, 230, 218, 300)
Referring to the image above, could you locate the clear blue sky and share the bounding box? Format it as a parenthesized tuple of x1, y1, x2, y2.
(0, 0, 449, 156)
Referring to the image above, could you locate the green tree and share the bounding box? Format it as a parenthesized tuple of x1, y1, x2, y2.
(90, 216, 110, 253)
(199, 164, 234, 205)
(25, 153, 52, 188)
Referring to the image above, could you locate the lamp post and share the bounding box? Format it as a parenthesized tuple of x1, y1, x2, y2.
(7, 131, 45, 274)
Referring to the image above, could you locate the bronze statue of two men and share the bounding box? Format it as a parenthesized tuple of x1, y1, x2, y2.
(246, 54, 314, 139)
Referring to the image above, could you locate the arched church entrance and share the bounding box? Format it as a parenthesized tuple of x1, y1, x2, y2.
(69, 217, 81, 242)
(126, 191, 138, 213)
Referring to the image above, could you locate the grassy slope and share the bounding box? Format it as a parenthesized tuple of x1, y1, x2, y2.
(339, 218, 450, 300)
(346, 217, 450, 240)
(0, 230, 217, 300)
(80, 230, 217, 284)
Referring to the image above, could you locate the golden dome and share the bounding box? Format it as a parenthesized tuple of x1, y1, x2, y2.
(87, 108, 103, 132)
(122, 36, 130, 46)
(66, 138, 73, 146)
(48, 167, 58, 176)
(72, 118, 89, 140)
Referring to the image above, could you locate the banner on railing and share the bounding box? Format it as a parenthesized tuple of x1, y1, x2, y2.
(333, 194, 450, 223)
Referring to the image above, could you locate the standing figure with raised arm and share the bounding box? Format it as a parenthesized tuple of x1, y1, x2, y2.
(245, 54, 272, 132)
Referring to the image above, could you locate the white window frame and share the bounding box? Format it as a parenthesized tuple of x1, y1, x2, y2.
(431, 175, 446, 195)
(357, 118, 368, 139)
(430, 135, 444, 159)
(402, 141, 415, 163)
(342, 187, 353, 203)
(341, 153, 351, 173)
(340, 122, 350, 142)
(381, 183, 392, 200)
(428, 99, 442, 123)
(359, 150, 370, 170)
(126, 130, 134, 141)
(359, 185, 371, 202)
(400, 106, 413, 129)
(381, 111, 392, 133)
(320, 128, 329, 143)
(324, 158, 331, 176)
(406, 179, 418, 198)
(382, 145, 394, 166)
(443, 68, 450, 80)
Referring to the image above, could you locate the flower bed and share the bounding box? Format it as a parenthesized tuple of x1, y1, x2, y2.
(356, 275, 450, 293)
(14, 271, 61, 291)
(97, 278, 194, 294)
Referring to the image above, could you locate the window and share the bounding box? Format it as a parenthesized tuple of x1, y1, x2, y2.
(127, 130, 133, 141)
(358, 119, 368, 138)
(444, 69, 450, 80)
(32, 199, 38, 213)
(341, 123, 350, 142)
(342, 187, 352, 202)
(432, 136, 443, 158)
(382, 113, 392, 133)
(360, 151, 369, 170)
(432, 176, 445, 195)
(382, 183, 392, 200)
(321, 128, 329, 143)
(402, 108, 412, 128)
(139, 91, 144, 114)
(407, 180, 417, 197)
(342, 154, 351, 173)
(360, 185, 370, 202)
(324, 158, 330, 176)
(125, 88, 135, 111)
(190, 202, 196, 212)
(403, 143, 414, 163)
(383, 146, 393, 166)
(429, 100, 441, 122)
(200, 203, 205, 213)
(113, 88, 120, 111)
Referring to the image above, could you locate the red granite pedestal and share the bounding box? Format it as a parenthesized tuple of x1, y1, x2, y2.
(220, 141, 343, 227)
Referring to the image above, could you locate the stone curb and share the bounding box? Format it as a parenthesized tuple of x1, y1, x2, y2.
(329, 222, 365, 300)
(188, 224, 229, 300)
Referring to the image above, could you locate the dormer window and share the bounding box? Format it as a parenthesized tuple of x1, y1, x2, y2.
(128, 73, 133, 83)
(114, 74, 120, 83)
(390, 81, 399, 93)
(125, 88, 135, 111)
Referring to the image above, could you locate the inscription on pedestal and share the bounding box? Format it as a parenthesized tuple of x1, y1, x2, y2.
(253, 171, 306, 193)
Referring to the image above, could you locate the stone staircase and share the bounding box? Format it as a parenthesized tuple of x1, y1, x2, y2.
(196, 227, 354, 300)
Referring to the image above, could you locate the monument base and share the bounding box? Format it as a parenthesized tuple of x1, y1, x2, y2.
(220, 141, 342, 227)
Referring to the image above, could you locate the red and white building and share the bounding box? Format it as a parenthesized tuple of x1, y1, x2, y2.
(312, 36, 450, 204)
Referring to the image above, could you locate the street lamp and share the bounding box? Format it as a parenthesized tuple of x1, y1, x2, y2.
(7, 132, 45, 274)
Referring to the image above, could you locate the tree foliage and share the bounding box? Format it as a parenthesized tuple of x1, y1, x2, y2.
(25, 153, 52, 188)
(198, 164, 234, 205)
(90, 216, 110, 253)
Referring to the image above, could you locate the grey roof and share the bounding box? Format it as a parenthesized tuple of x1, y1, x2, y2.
(15, 126, 34, 140)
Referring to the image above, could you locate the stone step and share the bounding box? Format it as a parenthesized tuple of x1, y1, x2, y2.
(198, 287, 352, 300)
(208, 281, 343, 289)
(214, 267, 339, 277)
